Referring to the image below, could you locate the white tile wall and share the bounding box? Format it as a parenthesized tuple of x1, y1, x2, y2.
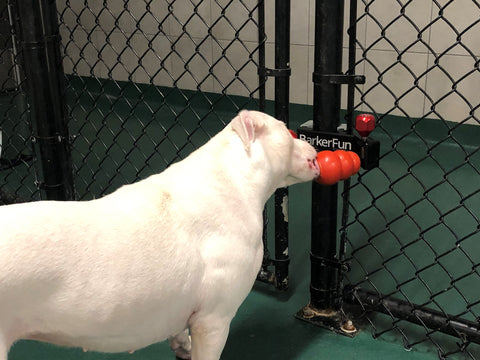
(430, 0, 480, 57)
(95, 31, 140, 82)
(58, 0, 480, 123)
(211, 0, 258, 42)
(286, 0, 480, 123)
(169, 0, 211, 39)
(60, 27, 103, 78)
(130, 34, 173, 86)
(353, 0, 480, 123)
(211, 39, 259, 96)
(127, 0, 172, 36)
(170, 35, 214, 92)
(424, 55, 480, 124)
(362, 50, 429, 118)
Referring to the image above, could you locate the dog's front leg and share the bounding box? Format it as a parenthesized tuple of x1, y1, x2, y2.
(189, 316, 231, 360)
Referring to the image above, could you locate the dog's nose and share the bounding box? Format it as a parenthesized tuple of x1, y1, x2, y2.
(308, 158, 320, 176)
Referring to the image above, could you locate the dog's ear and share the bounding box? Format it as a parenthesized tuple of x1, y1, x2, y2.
(231, 110, 265, 152)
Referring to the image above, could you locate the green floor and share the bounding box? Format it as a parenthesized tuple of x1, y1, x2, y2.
(2, 78, 480, 359)
(7, 282, 440, 360)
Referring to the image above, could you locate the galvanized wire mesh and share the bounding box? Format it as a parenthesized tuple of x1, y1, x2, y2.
(4, 0, 479, 357)
(2, 0, 287, 285)
(56, 0, 265, 199)
(0, 0, 266, 202)
(0, 0, 38, 204)
(343, 1, 480, 358)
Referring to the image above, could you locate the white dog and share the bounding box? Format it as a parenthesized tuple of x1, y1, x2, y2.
(0, 110, 319, 360)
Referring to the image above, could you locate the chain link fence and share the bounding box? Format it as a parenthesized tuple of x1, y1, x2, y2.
(2, 0, 297, 285)
(343, 1, 480, 358)
(56, 0, 266, 200)
(3, 0, 480, 358)
(0, 0, 37, 204)
(0, 0, 266, 203)
(1, 0, 291, 296)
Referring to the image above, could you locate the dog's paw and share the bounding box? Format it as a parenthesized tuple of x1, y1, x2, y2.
(169, 330, 191, 360)
(174, 350, 191, 360)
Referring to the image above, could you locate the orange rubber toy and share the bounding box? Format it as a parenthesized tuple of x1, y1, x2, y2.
(315, 150, 360, 185)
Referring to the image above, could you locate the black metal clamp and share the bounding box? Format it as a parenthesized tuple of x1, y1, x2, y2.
(310, 252, 350, 271)
(313, 73, 365, 85)
(258, 66, 291, 78)
(297, 122, 380, 170)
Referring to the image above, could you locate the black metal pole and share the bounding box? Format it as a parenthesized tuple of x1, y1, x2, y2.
(257, 0, 273, 283)
(258, 0, 266, 113)
(273, 0, 291, 290)
(339, 0, 358, 301)
(310, 0, 344, 310)
(14, 0, 74, 200)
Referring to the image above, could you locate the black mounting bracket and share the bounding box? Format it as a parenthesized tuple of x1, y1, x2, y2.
(312, 73, 365, 85)
(297, 122, 380, 170)
(258, 67, 291, 78)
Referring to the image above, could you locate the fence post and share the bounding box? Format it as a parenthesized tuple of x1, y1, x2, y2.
(273, 0, 291, 290)
(14, 0, 74, 200)
(296, 0, 355, 333)
(311, 0, 344, 311)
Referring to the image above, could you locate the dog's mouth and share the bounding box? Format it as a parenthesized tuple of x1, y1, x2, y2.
(308, 158, 320, 177)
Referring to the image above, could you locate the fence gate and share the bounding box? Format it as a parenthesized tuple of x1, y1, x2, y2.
(297, 0, 480, 359)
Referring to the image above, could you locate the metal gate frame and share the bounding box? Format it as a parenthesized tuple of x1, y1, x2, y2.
(257, 0, 292, 291)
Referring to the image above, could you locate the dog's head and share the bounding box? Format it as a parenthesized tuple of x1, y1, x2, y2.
(231, 110, 320, 188)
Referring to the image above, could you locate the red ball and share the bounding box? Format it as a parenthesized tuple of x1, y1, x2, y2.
(355, 114, 376, 138)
